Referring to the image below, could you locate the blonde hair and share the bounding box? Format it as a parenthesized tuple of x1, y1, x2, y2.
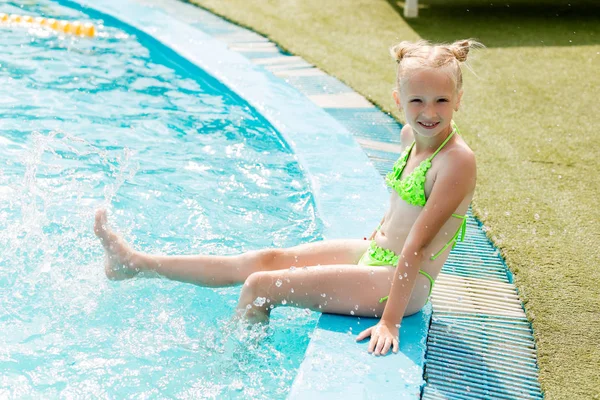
(390, 39, 483, 93)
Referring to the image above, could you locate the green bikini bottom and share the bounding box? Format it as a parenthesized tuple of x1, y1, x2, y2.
(357, 240, 435, 303)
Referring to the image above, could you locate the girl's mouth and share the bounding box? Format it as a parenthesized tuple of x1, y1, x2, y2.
(418, 121, 440, 129)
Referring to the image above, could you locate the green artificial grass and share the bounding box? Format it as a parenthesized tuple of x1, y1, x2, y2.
(184, 1, 600, 398)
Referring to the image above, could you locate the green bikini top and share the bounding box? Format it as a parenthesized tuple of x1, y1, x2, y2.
(385, 122, 467, 261)
(386, 124, 457, 206)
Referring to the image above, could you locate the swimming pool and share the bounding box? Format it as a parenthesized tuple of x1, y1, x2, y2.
(0, 1, 327, 397)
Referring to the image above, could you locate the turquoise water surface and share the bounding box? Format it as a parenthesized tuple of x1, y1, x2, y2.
(0, 1, 323, 398)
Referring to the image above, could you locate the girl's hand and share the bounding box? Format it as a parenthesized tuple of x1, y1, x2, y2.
(356, 320, 399, 356)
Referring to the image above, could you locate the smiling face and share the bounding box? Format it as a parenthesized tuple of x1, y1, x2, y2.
(395, 67, 462, 138)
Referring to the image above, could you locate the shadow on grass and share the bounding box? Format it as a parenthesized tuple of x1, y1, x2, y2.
(385, 0, 600, 47)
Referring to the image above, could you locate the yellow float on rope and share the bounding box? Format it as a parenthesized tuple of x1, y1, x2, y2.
(0, 13, 96, 37)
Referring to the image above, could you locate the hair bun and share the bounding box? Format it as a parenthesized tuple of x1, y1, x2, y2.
(390, 40, 430, 63)
(449, 39, 478, 62)
(390, 41, 413, 63)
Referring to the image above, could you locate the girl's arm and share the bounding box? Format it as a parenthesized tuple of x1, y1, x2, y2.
(358, 148, 476, 355)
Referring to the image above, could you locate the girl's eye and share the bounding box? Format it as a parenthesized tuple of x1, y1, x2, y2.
(438, 99, 449, 103)
(410, 99, 422, 103)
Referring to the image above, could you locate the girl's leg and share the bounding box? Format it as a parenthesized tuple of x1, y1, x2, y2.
(94, 209, 370, 287)
(236, 264, 408, 323)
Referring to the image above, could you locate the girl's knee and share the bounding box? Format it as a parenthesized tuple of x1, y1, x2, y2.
(238, 271, 273, 322)
(246, 248, 284, 272)
(242, 271, 271, 297)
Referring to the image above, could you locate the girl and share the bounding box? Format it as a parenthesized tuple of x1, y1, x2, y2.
(94, 39, 479, 357)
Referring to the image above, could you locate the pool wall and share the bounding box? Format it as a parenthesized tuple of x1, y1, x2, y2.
(55, 0, 431, 397)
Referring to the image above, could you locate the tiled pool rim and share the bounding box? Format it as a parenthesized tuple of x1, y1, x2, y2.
(55, 0, 543, 398)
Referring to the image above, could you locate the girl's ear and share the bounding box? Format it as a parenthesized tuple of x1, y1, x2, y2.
(392, 90, 401, 109)
(455, 90, 463, 111)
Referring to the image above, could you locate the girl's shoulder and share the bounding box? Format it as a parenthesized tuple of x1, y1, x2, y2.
(399, 124, 414, 150)
(436, 138, 477, 189)
(443, 135, 476, 165)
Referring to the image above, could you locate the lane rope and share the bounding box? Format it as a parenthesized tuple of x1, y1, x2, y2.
(0, 13, 96, 37)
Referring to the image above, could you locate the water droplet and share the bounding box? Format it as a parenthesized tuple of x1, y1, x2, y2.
(534, 213, 540, 220)
(253, 297, 266, 307)
(290, 288, 294, 293)
(404, 262, 409, 267)
(231, 380, 244, 391)
(321, 293, 326, 297)
(290, 266, 296, 271)
(276, 279, 282, 287)
(355, 305, 359, 310)
(399, 275, 403, 280)
(281, 299, 287, 305)
(403, 272, 408, 277)
(350, 311, 355, 315)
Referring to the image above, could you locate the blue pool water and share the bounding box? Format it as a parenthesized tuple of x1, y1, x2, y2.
(0, 1, 323, 397)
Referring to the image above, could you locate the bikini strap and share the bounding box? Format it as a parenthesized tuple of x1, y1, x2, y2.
(430, 214, 467, 261)
(428, 125, 457, 161)
(379, 269, 435, 303)
(405, 141, 416, 158)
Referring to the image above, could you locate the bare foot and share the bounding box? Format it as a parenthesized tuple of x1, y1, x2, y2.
(94, 209, 140, 280)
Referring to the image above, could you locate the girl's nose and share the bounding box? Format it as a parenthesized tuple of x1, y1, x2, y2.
(422, 106, 437, 119)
